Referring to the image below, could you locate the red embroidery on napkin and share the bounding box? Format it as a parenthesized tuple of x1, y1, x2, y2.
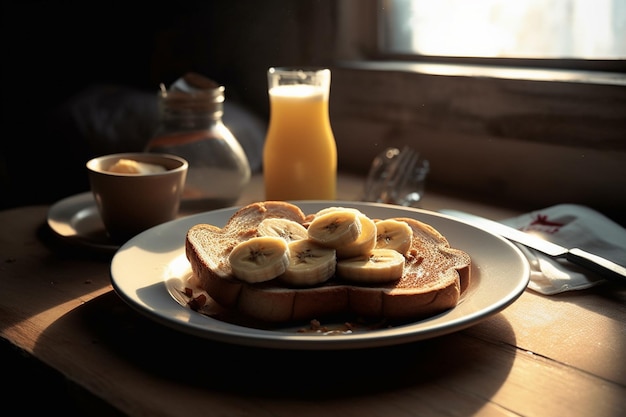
(521, 214, 566, 235)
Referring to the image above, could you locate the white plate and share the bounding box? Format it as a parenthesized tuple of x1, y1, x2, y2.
(110, 201, 530, 350)
(47, 192, 119, 253)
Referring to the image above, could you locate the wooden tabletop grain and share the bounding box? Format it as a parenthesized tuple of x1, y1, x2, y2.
(1, 174, 624, 417)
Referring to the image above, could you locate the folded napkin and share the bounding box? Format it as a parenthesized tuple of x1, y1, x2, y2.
(501, 204, 626, 295)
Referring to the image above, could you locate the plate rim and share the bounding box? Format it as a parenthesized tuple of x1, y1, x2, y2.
(110, 201, 530, 350)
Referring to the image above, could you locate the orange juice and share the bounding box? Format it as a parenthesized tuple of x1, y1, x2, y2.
(263, 76, 337, 201)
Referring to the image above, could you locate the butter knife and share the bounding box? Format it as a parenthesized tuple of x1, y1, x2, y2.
(440, 209, 626, 284)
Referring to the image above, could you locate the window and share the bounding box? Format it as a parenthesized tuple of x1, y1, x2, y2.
(378, 0, 626, 70)
(332, 0, 626, 213)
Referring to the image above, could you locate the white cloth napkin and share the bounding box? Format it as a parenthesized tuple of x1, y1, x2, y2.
(500, 204, 626, 295)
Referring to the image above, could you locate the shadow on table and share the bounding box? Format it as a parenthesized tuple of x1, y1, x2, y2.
(32, 290, 518, 415)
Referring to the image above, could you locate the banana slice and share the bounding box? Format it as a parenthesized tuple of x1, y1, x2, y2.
(336, 248, 405, 283)
(257, 218, 308, 241)
(228, 236, 289, 283)
(336, 214, 377, 259)
(375, 219, 414, 255)
(280, 239, 337, 287)
(307, 208, 362, 248)
(314, 206, 361, 217)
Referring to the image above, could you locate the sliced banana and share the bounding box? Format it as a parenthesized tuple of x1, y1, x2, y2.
(257, 218, 308, 241)
(307, 208, 362, 248)
(280, 239, 337, 287)
(375, 219, 414, 255)
(336, 248, 405, 283)
(336, 214, 377, 259)
(314, 206, 361, 217)
(228, 236, 289, 283)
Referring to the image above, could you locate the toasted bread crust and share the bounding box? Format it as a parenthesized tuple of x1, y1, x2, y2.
(185, 202, 471, 323)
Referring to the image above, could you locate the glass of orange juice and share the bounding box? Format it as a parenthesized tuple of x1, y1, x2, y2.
(263, 67, 337, 201)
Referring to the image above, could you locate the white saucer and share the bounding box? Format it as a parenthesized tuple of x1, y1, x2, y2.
(47, 192, 119, 253)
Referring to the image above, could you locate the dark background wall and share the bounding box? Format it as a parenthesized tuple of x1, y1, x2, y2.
(1, 0, 336, 209)
(6, 1, 621, 219)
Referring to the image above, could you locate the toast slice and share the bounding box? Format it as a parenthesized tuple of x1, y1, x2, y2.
(185, 201, 471, 323)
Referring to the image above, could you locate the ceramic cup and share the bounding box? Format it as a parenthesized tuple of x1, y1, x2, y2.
(86, 152, 188, 243)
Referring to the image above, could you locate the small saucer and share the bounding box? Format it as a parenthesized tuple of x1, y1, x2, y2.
(47, 192, 119, 253)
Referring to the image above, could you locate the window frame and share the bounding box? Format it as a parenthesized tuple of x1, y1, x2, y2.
(344, 0, 626, 74)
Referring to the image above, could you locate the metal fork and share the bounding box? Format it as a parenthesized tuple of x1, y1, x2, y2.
(362, 147, 429, 206)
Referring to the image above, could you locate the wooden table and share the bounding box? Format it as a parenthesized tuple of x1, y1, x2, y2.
(2, 174, 624, 416)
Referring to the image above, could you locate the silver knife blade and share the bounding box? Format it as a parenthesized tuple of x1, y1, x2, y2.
(440, 209, 626, 283)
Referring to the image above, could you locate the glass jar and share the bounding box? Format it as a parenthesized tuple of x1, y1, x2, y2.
(146, 73, 251, 211)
